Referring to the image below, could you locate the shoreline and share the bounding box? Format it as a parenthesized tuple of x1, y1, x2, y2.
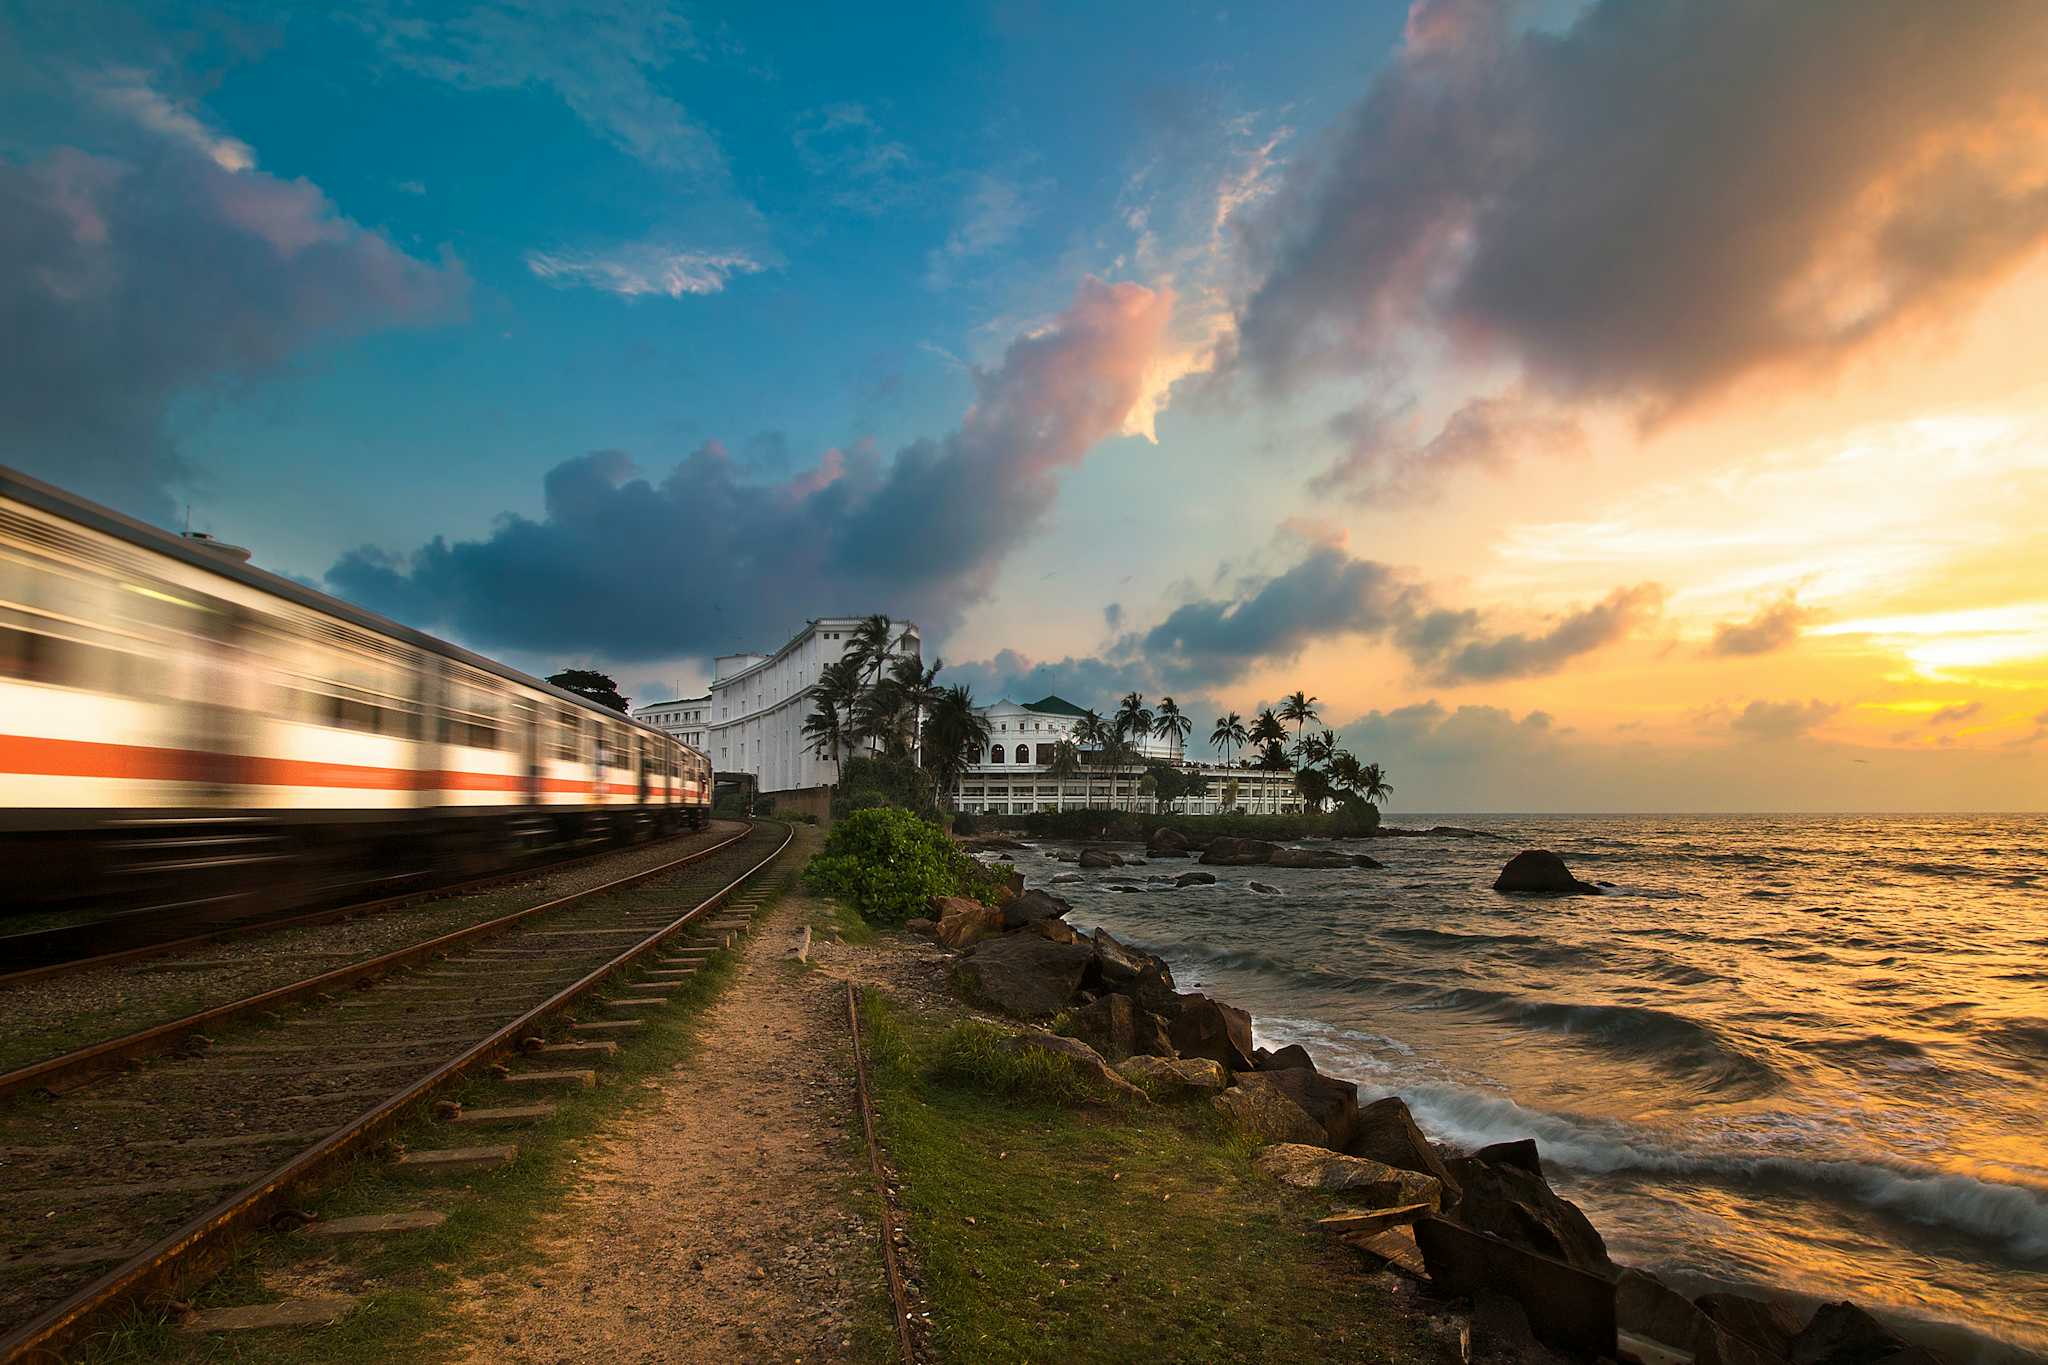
(931, 826, 1998, 1364)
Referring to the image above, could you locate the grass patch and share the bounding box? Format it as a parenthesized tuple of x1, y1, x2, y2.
(860, 990, 1451, 1365)
(73, 844, 834, 1365)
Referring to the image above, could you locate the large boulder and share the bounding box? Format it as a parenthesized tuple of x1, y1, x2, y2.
(1260, 1043, 1316, 1071)
(1347, 1096, 1460, 1199)
(903, 916, 936, 937)
(935, 901, 1006, 950)
(1445, 1152, 1614, 1277)
(1117, 1054, 1227, 1098)
(1791, 1302, 1940, 1365)
(1617, 1268, 1710, 1355)
(1412, 1217, 1618, 1361)
(1000, 888, 1073, 929)
(1352, 853, 1385, 869)
(1269, 847, 1356, 869)
(1259, 1064, 1362, 1149)
(1474, 1138, 1544, 1177)
(1492, 849, 1602, 895)
(1049, 871, 1083, 884)
(1063, 992, 1173, 1061)
(1167, 993, 1256, 1071)
(1005, 1031, 1147, 1103)
(1174, 870, 1218, 887)
(1147, 827, 1192, 854)
(1213, 1075, 1327, 1145)
(1078, 847, 1124, 869)
(951, 933, 1094, 1018)
(1027, 917, 1083, 945)
(1698, 1292, 1804, 1360)
(1247, 881, 1281, 895)
(1200, 837, 1278, 866)
(1252, 1144, 1443, 1209)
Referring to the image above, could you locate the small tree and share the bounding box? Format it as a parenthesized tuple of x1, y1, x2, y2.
(547, 668, 629, 713)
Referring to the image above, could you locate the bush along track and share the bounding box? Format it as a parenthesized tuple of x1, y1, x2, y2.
(835, 862, 1960, 1365)
(32, 826, 796, 1364)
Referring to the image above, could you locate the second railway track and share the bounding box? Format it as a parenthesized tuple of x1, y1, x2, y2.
(0, 818, 792, 1359)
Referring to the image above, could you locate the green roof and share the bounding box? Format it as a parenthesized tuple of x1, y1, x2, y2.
(1023, 694, 1090, 718)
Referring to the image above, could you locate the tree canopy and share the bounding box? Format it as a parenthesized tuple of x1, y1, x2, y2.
(547, 668, 629, 712)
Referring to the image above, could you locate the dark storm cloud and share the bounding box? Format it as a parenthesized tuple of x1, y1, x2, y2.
(962, 545, 1658, 695)
(329, 278, 1173, 661)
(0, 140, 467, 522)
(1230, 0, 2048, 408)
(1709, 594, 1817, 657)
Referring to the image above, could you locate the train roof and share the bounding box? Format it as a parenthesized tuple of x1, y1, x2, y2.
(0, 464, 694, 751)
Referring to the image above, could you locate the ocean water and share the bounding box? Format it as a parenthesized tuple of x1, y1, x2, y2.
(1009, 814, 2048, 1362)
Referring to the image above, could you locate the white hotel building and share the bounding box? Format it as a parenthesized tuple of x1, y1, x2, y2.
(633, 617, 921, 796)
(957, 696, 1305, 817)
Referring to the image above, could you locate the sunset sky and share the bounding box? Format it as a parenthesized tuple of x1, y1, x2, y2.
(5, 0, 2045, 810)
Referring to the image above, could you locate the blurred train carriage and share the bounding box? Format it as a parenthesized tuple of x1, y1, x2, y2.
(0, 466, 710, 922)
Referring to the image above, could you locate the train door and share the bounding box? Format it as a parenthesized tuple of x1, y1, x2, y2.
(636, 733, 649, 805)
(521, 700, 540, 806)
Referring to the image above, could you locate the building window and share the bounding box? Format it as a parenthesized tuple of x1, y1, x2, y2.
(990, 745, 1005, 763)
(1014, 744, 1029, 764)
(1035, 743, 1054, 764)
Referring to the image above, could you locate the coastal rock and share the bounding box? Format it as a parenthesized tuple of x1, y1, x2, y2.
(1698, 1292, 1804, 1360)
(1259, 1064, 1362, 1149)
(1492, 849, 1603, 895)
(1147, 827, 1192, 854)
(935, 902, 1006, 950)
(1469, 1291, 1572, 1365)
(1117, 1054, 1227, 1098)
(1791, 1301, 1939, 1365)
(1167, 993, 1256, 1071)
(1064, 992, 1173, 1061)
(1005, 1031, 1148, 1103)
(1173, 870, 1217, 887)
(1253, 1144, 1443, 1208)
(1078, 847, 1124, 869)
(1445, 1153, 1614, 1277)
(1247, 880, 1281, 894)
(952, 934, 1094, 1018)
(1347, 1096, 1461, 1199)
(1000, 889, 1073, 929)
(1050, 872, 1083, 884)
(1269, 847, 1355, 869)
(903, 917, 936, 937)
(1474, 1138, 1544, 1177)
(1260, 1043, 1315, 1071)
(1411, 1218, 1619, 1361)
(1212, 1076, 1327, 1146)
(1353, 853, 1385, 869)
(1028, 917, 1083, 945)
(1617, 1268, 1709, 1354)
(927, 894, 985, 920)
(1200, 836, 1279, 866)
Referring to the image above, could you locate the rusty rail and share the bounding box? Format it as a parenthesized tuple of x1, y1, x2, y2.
(0, 820, 793, 1364)
(846, 980, 920, 1364)
(0, 823, 753, 1103)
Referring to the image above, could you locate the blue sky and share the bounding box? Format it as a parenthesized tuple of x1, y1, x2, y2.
(7, 1, 2047, 808)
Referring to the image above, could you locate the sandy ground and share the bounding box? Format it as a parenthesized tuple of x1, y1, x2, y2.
(452, 840, 878, 1364)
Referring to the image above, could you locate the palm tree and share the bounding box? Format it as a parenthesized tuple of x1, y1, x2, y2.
(1114, 692, 1154, 749)
(804, 653, 866, 770)
(1279, 691, 1319, 747)
(888, 653, 944, 767)
(1180, 767, 1209, 814)
(1356, 761, 1393, 808)
(923, 685, 992, 805)
(1153, 697, 1192, 759)
(1046, 739, 1083, 812)
(1250, 708, 1288, 756)
(1210, 712, 1248, 767)
(1295, 765, 1333, 813)
(847, 614, 895, 753)
(1073, 710, 1111, 808)
(1295, 730, 1334, 768)
(1328, 750, 1365, 795)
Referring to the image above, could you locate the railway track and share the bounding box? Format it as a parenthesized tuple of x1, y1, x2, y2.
(0, 819, 792, 1360)
(0, 825, 712, 986)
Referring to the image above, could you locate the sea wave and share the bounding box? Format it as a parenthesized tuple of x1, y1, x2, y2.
(1413, 988, 1780, 1092)
(1387, 1084, 2048, 1260)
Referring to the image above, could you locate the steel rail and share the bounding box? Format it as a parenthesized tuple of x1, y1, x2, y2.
(0, 819, 793, 1364)
(847, 980, 920, 1364)
(0, 825, 712, 989)
(0, 823, 753, 1103)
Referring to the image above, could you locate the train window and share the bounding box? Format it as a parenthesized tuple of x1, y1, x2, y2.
(554, 709, 581, 761)
(0, 625, 99, 688)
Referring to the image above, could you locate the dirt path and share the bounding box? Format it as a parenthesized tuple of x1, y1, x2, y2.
(452, 835, 880, 1364)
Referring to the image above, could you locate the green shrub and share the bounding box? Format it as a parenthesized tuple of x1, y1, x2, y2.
(928, 1020, 1098, 1105)
(951, 809, 980, 836)
(831, 753, 938, 821)
(804, 805, 986, 924)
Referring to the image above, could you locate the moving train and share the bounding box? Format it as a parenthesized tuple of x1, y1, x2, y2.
(0, 465, 710, 921)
